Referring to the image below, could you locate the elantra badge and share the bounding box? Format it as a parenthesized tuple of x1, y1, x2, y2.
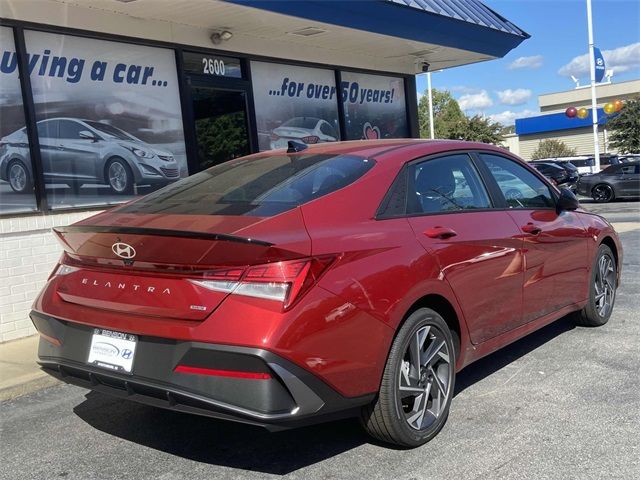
(112, 242, 136, 259)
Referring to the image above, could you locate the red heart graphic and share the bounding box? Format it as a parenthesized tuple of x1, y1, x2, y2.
(363, 122, 380, 140)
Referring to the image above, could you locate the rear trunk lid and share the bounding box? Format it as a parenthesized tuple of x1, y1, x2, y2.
(52, 209, 310, 320)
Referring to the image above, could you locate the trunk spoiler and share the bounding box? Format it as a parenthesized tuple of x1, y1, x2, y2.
(53, 226, 273, 247)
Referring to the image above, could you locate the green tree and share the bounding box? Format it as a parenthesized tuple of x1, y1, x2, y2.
(608, 97, 640, 154)
(531, 139, 577, 160)
(450, 114, 505, 144)
(418, 89, 466, 139)
(418, 88, 505, 144)
(195, 112, 248, 169)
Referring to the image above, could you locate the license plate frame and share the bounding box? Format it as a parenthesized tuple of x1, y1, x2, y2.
(87, 328, 137, 374)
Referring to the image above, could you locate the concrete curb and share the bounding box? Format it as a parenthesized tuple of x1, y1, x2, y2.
(0, 334, 61, 401)
(0, 374, 60, 401)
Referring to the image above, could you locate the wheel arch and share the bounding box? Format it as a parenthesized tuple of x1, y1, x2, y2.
(400, 293, 468, 370)
(102, 155, 140, 183)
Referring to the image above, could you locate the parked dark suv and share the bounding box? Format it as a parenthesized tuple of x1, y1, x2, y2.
(0, 118, 180, 194)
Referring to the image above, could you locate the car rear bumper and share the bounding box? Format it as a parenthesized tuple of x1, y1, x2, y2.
(31, 311, 373, 430)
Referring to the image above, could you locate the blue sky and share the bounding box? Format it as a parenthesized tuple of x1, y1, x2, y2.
(415, 0, 640, 125)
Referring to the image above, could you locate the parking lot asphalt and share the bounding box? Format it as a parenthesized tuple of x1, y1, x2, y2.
(1, 200, 638, 480)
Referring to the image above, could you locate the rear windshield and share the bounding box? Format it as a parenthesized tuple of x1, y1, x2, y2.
(120, 153, 374, 216)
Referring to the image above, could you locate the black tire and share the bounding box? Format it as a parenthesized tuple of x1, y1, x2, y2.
(7, 160, 32, 194)
(360, 308, 456, 448)
(574, 244, 617, 327)
(591, 183, 615, 203)
(106, 158, 134, 194)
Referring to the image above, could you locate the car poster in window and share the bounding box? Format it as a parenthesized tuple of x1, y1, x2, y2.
(23, 30, 188, 210)
(0, 26, 38, 214)
(251, 61, 340, 151)
(340, 71, 408, 140)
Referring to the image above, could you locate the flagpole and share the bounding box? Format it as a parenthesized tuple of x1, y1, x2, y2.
(586, 0, 600, 173)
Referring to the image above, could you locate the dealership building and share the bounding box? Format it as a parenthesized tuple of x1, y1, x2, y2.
(511, 79, 640, 160)
(0, 0, 528, 342)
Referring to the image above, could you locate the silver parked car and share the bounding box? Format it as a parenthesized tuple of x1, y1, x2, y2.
(0, 118, 180, 194)
(269, 117, 338, 149)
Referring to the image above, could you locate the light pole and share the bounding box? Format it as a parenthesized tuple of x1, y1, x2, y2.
(586, 0, 601, 173)
(427, 72, 435, 139)
(425, 70, 442, 139)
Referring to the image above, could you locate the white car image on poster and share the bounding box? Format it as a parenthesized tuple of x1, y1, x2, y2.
(251, 61, 340, 151)
(10, 30, 188, 209)
(0, 26, 38, 214)
(340, 71, 408, 141)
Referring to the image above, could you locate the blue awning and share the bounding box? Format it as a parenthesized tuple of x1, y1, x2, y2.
(224, 0, 529, 59)
(516, 109, 610, 136)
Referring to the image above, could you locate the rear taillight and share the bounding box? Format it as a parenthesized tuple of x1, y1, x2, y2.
(48, 263, 79, 280)
(189, 256, 336, 310)
(301, 135, 319, 144)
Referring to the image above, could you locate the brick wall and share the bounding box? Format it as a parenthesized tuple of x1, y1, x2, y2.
(0, 210, 100, 342)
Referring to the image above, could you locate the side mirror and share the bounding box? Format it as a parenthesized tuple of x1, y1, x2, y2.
(557, 187, 580, 212)
(79, 130, 97, 141)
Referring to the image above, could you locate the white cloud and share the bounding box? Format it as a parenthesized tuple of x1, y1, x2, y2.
(488, 109, 538, 126)
(496, 88, 532, 106)
(558, 42, 640, 78)
(508, 55, 544, 70)
(458, 90, 493, 111)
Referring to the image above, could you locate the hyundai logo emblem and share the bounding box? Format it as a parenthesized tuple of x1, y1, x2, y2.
(112, 242, 136, 259)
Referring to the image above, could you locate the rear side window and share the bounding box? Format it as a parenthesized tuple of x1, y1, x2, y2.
(120, 153, 374, 216)
(407, 154, 491, 214)
(480, 154, 555, 209)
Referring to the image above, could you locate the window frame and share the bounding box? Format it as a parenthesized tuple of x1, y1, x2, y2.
(471, 151, 559, 211)
(376, 149, 562, 220)
(376, 151, 498, 219)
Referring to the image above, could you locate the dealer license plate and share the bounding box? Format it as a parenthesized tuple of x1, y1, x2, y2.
(87, 328, 137, 373)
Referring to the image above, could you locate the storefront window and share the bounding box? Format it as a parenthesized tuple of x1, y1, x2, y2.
(251, 61, 340, 151)
(340, 71, 408, 140)
(24, 30, 188, 210)
(0, 27, 38, 214)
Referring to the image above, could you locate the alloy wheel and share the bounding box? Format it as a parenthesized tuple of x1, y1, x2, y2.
(398, 325, 452, 431)
(108, 162, 128, 193)
(9, 163, 27, 192)
(594, 253, 615, 317)
(592, 184, 613, 202)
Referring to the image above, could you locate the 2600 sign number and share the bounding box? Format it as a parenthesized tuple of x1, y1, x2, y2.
(202, 57, 225, 76)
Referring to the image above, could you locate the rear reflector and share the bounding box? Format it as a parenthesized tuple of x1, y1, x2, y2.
(174, 365, 271, 380)
(38, 331, 62, 347)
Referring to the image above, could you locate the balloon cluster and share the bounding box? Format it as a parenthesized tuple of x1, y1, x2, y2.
(565, 99, 624, 119)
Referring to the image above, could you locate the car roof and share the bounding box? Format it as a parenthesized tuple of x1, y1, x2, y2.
(263, 139, 512, 165)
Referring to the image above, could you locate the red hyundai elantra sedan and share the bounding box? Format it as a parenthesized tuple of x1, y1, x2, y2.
(32, 139, 621, 447)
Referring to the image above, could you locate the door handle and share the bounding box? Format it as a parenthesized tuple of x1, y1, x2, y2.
(521, 223, 542, 235)
(424, 226, 457, 239)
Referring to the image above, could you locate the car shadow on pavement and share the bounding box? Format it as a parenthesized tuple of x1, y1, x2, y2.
(454, 315, 575, 397)
(72, 315, 576, 474)
(73, 393, 368, 475)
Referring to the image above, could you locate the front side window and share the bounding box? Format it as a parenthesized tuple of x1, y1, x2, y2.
(408, 154, 491, 214)
(481, 154, 555, 209)
(120, 153, 374, 216)
(58, 120, 86, 139)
